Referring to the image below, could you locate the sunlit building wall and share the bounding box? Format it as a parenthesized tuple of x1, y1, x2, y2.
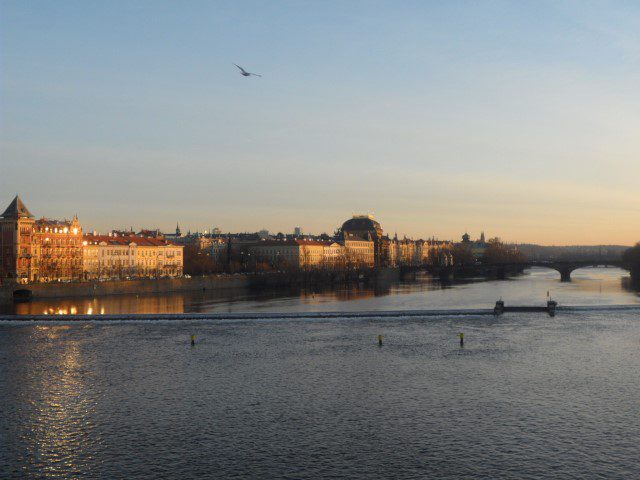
(35, 217, 83, 282)
(82, 234, 183, 279)
(0, 196, 36, 283)
(0, 196, 83, 283)
(341, 233, 375, 267)
(249, 239, 326, 268)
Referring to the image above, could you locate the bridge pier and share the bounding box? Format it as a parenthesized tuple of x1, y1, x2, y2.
(559, 267, 573, 282)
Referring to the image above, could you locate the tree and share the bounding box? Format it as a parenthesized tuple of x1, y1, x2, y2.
(622, 243, 640, 280)
(482, 239, 526, 264)
(183, 245, 220, 275)
(300, 246, 311, 271)
(451, 243, 475, 266)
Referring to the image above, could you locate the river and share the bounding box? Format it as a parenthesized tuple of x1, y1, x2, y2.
(1, 267, 640, 478)
(1, 266, 639, 316)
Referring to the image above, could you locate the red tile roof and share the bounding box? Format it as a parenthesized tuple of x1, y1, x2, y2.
(83, 234, 181, 247)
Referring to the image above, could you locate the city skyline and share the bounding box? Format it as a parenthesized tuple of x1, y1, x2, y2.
(0, 193, 633, 248)
(2, 2, 640, 245)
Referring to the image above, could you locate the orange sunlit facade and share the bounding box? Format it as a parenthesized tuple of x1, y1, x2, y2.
(1, 196, 83, 283)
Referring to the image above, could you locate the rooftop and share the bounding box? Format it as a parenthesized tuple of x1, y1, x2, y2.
(83, 234, 181, 247)
(253, 239, 329, 247)
(1, 195, 34, 219)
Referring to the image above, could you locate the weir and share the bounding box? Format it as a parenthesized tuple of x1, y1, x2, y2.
(494, 300, 558, 317)
(0, 303, 563, 321)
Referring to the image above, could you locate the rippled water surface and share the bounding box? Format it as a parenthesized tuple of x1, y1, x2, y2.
(3, 267, 639, 315)
(2, 309, 640, 478)
(2, 268, 640, 478)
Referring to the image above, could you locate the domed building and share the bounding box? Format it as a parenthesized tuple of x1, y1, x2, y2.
(337, 215, 388, 267)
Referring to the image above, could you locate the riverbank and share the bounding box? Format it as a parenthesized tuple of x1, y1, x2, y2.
(0, 267, 402, 302)
(0, 275, 250, 301)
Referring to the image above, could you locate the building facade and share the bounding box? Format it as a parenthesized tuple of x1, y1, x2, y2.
(0, 196, 36, 283)
(248, 239, 326, 269)
(341, 232, 375, 267)
(338, 215, 386, 267)
(82, 234, 184, 280)
(322, 242, 343, 266)
(35, 216, 84, 282)
(0, 196, 83, 283)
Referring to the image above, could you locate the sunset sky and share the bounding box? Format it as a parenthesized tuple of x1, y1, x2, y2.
(2, 1, 639, 245)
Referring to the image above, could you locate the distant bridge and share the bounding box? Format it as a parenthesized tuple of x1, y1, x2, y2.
(509, 260, 625, 282)
(412, 259, 626, 282)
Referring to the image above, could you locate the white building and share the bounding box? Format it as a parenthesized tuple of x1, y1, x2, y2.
(82, 234, 183, 279)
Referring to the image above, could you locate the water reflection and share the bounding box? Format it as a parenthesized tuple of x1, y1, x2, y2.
(9, 294, 186, 316)
(622, 276, 640, 296)
(1, 267, 637, 316)
(10, 325, 99, 476)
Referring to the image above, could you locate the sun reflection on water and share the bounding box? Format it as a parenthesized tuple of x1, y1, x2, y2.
(14, 294, 186, 316)
(16, 326, 100, 476)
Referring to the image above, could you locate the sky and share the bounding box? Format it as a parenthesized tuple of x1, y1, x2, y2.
(1, 1, 639, 245)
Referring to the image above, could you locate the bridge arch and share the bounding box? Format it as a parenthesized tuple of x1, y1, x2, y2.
(567, 264, 629, 278)
(526, 262, 627, 282)
(523, 264, 570, 281)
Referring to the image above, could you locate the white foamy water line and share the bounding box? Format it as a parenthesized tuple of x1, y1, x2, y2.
(2, 303, 640, 324)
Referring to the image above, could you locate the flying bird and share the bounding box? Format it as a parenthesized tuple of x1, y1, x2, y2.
(234, 64, 261, 77)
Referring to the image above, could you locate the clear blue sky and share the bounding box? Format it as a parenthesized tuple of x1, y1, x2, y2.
(2, 1, 639, 244)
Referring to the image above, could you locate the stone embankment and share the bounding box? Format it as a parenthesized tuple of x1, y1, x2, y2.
(0, 267, 402, 302)
(0, 275, 250, 301)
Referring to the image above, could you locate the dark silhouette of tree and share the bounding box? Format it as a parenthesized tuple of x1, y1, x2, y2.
(482, 239, 526, 264)
(183, 245, 220, 275)
(622, 243, 640, 280)
(451, 243, 475, 266)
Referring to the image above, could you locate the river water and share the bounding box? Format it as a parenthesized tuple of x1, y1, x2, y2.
(1, 267, 640, 478)
(2, 267, 639, 316)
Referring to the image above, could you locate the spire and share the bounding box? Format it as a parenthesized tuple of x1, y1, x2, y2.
(1, 195, 34, 219)
(176, 222, 181, 236)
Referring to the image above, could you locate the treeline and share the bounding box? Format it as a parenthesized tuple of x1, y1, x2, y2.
(481, 239, 527, 264)
(450, 238, 526, 266)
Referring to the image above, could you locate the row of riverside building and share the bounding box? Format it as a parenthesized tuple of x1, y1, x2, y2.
(1, 195, 461, 284)
(176, 215, 455, 270)
(0, 196, 183, 284)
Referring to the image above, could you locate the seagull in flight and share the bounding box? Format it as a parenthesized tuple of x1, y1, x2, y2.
(234, 64, 262, 77)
